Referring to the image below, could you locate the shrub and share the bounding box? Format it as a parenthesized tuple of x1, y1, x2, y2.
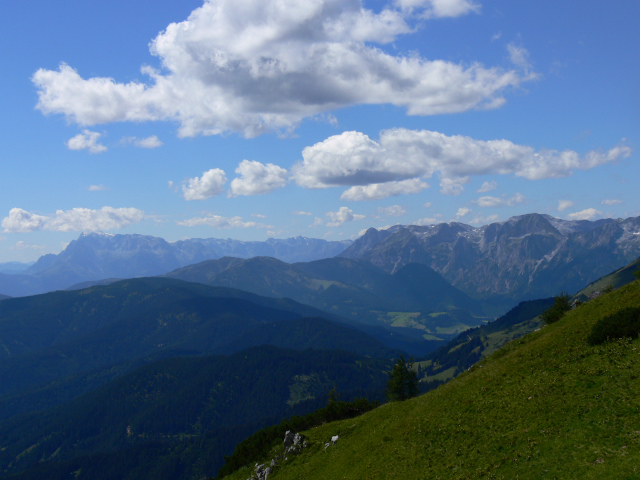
(587, 306, 640, 346)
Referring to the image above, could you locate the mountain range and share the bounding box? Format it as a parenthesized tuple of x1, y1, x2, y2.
(0, 234, 352, 297)
(3, 213, 639, 307)
(340, 213, 640, 301)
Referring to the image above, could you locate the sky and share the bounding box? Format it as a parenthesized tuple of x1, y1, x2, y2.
(1, 0, 638, 263)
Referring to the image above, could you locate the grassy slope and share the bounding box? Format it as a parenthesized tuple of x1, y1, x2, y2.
(223, 281, 640, 479)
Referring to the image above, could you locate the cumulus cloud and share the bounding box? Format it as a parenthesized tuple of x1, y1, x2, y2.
(378, 205, 407, 217)
(66, 130, 107, 153)
(326, 207, 365, 227)
(558, 200, 574, 211)
(178, 214, 269, 229)
(33, 0, 525, 138)
(182, 168, 227, 200)
(477, 180, 497, 193)
(601, 199, 622, 206)
(88, 185, 108, 191)
(292, 129, 631, 195)
(2, 209, 47, 233)
(341, 179, 428, 201)
(456, 207, 471, 217)
(229, 160, 288, 196)
(473, 192, 525, 208)
(568, 208, 602, 221)
(122, 135, 163, 148)
(2, 207, 144, 233)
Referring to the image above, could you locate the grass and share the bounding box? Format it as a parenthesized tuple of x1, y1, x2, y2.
(221, 281, 640, 480)
(379, 311, 481, 338)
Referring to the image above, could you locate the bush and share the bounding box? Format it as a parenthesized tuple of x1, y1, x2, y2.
(587, 306, 640, 346)
(540, 292, 572, 324)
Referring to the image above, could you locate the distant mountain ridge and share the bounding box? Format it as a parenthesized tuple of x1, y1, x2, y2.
(0, 234, 352, 297)
(3, 213, 640, 302)
(340, 213, 640, 301)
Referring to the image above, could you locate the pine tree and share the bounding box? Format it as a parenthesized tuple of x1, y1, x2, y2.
(385, 355, 419, 401)
(540, 292, 571, 324)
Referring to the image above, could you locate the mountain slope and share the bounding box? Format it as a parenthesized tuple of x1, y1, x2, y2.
(166, 256, 484, 317)
(0, 346, 389, 480)
(165, 256, 488, 351)
(0, 277, 389, 418)
(340, 213, 640, 302)
(222, 280, 640, 479)
(574, 256, 640, 302)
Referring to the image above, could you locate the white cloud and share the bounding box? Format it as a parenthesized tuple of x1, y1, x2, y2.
(252, 213, 267, 218)
(292, 129, 631, 194)
(394, 0, 480, 17)
(33, 0, 525, 138)
(88, 185, 108, 191)
(558, 200, 574, 211)
(12, 241, 45, 251)
(2, 207, 144, 233)
(456, 207, 471, 217)
(477, 180, 497, 193)
(507, 43, 532, 70)
(473, 192, 525, 208)
(326, 207, 365, 227)
(2, 209, 47, 233)
(568, 208, 602, 221)
(66, 130, 107, 153)
(46, 207, 144, 232)
(440, 176, 470, 195)
(378, 205, 407, 217)
(310, 217, 324, 227)
(228, 160, 288, 197)
(469, 213, 499, 225)
(178, 214, 268, 229)
(415, 215, 442, 226)
(340, 179, 428, 201)
(293, 210, 312, 216)
(423, 202, 432, 208)
(182, 168, 227, 200)
(601, 199, 622, 206)
(122, 135, 163, 148)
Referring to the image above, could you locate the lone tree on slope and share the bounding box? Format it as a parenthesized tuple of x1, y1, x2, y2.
(386, 355, 419, 402)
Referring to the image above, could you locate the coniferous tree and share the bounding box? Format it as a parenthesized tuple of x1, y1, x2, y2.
(540, 292, 571, 324)
(385, 355, 419, 401)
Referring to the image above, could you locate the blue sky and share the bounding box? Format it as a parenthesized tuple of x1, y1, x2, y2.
(1, 0, 638, 262)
